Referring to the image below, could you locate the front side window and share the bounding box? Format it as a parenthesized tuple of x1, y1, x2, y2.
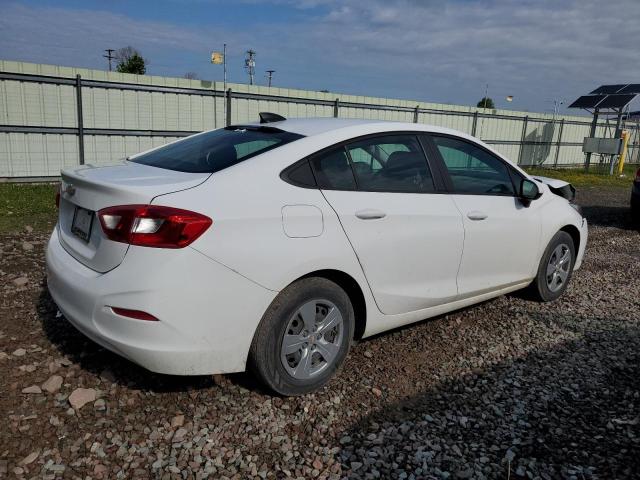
(131, 126, 303, 173)
(432, 136, 515, 195)
(346, 135, 434, 193)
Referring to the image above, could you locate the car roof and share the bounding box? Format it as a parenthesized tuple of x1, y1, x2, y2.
(242, 117, 462, 138)
(240, 116, 532, 178)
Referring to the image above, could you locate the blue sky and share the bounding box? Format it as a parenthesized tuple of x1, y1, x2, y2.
(1, 0, 639, 113)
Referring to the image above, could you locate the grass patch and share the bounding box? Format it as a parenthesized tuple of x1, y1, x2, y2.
(524, 164, 637, 189)
(0, 183, 57, 234)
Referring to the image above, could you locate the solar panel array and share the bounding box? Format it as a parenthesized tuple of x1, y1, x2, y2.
(596, 93, 637, 109)
(569, 84, 639, 110)
(590, 85, 627, 94)
(569, 95, 607, 109)
(589, 84, 640, 95)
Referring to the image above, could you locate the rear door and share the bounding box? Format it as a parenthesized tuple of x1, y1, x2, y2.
(425, 134, 541, 297)
(313, 133, 464, 315)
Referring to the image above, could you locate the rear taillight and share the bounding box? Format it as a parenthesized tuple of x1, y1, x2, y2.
(635, 168, 640, 182)
(98, 205, 212, 248)
(55, 183, 61, 209)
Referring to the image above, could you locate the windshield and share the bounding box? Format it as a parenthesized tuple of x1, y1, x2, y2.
(131, 126, 303, 173)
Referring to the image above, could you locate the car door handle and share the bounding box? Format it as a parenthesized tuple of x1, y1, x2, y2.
(467, 211, 488, 221)
(355, 209, 387, 220)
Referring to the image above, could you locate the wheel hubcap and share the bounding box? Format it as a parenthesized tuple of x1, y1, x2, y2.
(281, 299, 343, 380)
(546, 243, 571, 293)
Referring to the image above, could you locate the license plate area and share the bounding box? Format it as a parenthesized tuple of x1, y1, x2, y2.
(71, 206, 94, 242)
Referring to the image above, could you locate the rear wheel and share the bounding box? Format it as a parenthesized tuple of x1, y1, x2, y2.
(529, 231, 575, 302)
(248, 277, 354, 396)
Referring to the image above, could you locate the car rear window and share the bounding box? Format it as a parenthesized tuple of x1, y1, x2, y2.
(131, 126, 303, 173)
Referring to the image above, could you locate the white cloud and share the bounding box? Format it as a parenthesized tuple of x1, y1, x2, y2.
(1, 0, 639, 111)
(0, 3, 255, 75)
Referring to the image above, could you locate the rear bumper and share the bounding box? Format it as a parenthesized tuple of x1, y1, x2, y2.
(46, 227, 277, 375)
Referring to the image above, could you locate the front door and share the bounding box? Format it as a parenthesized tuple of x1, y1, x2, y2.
(428, 134, 541, 297)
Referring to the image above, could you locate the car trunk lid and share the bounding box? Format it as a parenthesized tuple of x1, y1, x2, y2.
(57, 161, 210, 273)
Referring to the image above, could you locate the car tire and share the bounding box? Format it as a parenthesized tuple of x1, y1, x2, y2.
(248, 277, 354, 396)
(529, 231, 576, 302)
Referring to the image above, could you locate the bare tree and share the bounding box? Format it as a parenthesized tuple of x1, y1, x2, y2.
(114, 46, 138, 64)
(114, 46, 148, 74)
(183, 72, 199, 80)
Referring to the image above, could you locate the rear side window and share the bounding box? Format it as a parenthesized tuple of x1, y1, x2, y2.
(131, 127, 303, 173)
(346, 135, 434, 193)
(310, 148, 357, 190)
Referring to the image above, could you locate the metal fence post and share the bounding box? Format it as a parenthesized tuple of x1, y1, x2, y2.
(516, 116, 528, 165)
(585, 108, 599, 171)
(471, 111, 478, 137)
(554, 119, 564, 167)
(225, 88, 232, 127)
(333, 98, 339, 118)
(75, 74, 85, 165)
(413, 105, 419, 123)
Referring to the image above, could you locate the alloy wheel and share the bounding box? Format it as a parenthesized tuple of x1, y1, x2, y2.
(280, 299, 344, 380)
(546, 243, 572, 293)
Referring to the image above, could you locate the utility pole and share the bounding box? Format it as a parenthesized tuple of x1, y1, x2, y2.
(103, 49, 115, 71)
(265, 69, 275, 87)
(245, 50, 256, 85)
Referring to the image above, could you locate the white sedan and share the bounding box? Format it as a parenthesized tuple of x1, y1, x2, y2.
(46, 115, 587, 395)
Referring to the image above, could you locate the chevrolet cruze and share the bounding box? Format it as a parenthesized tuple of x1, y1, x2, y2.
(46, 114, 588, 395)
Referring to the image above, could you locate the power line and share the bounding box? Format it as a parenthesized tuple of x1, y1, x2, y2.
(103, 49, 115, 71)
(265, 69, 275, 87)
(245, 50, 256, 85)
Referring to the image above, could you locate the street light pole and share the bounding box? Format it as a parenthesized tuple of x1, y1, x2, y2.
(266, 69, 275, 87)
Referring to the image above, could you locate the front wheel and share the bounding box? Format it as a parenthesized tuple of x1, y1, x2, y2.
(529, 231, 576, 302)
(248, 277, 354, 396)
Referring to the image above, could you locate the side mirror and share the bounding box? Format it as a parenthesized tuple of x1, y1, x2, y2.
(520, 179, 541, 201)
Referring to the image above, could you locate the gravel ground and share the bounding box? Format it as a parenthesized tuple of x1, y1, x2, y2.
(1, 186, 638, 479)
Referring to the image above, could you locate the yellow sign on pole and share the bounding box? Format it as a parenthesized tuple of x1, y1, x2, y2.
(211, 52, 224, 64)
